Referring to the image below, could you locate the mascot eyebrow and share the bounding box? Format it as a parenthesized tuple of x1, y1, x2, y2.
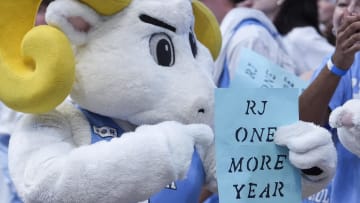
(139, 14, 176, 32)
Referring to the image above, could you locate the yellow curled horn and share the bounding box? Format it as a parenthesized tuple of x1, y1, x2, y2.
(80, 0, 132, 15)
(0, 0, 75, 113)
(192, 0, 222, 60)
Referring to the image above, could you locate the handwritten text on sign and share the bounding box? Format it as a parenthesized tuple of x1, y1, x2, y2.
(215, 88, 301, 203)
(230, 48, 308, 91)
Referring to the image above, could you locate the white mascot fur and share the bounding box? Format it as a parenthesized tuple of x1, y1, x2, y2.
(330, 99, 360, 157)
(0, 0, 337, 202)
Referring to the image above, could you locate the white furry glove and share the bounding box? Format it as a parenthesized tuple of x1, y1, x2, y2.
(137, 121, 215, 180)
(274, 121, 337, 198)
(329, 99, 360, 157)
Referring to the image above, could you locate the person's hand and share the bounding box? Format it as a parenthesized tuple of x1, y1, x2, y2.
(333, 11, 360, 70)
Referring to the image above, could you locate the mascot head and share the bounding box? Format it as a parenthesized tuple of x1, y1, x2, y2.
(0, 0, 221, 125)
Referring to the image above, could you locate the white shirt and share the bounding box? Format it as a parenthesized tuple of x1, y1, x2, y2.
(283, 26, 334, 75)
(214, 7, 298, 84)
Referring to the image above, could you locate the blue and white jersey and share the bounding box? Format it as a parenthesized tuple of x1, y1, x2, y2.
(80, 109, 206, 203)
(303, 184, 331, 203)
(303, 52, 360, 203)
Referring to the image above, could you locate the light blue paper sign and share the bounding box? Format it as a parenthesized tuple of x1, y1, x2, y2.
(230, 48, 309, 91)
(215, 88, 301, 203)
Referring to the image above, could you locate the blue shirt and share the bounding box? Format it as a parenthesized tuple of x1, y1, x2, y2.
(303, 52, 360, 203)
(81, 109, 206, 203)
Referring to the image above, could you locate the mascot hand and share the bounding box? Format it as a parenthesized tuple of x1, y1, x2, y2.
(274, 121, 336, 198)
(330, 99, 360, 157)
(146, 121, 214, 180)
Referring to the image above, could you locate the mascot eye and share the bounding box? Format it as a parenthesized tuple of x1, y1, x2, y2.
(189, 31, 197, 58)
(149, 33, 175, 67)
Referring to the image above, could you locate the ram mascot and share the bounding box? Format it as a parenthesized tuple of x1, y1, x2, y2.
(0, 0, 337, 202)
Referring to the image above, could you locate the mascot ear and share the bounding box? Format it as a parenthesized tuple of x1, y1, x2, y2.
(45, 0, 100, 46)
(0, 0, 75, 113)
(192, 0, 222, 60)
(45, 0, 132, 45)
(80, 0, 132, 15)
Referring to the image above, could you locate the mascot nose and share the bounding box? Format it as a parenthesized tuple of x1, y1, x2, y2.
(193, 103, 213, 125)
(198, 108, 205, 114)
(194, 102, 209, 115)
(193, 101, 212, 118)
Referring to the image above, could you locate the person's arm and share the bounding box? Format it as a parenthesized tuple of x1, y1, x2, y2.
(199, 189, 213, 202)
(299, 66, 341, 125)
(300, 13, 360, 124)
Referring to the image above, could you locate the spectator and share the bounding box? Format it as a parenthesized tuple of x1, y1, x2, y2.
(200, 0, 238, 23)
(276, 0, 335, 80)
(205, 1, 335, 203)
(214, 6, 297, 87)
(300, 0, 360, 202)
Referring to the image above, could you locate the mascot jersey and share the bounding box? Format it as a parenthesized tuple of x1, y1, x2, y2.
(80, 109, 205, 203)
(303, 52, 360, 203)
